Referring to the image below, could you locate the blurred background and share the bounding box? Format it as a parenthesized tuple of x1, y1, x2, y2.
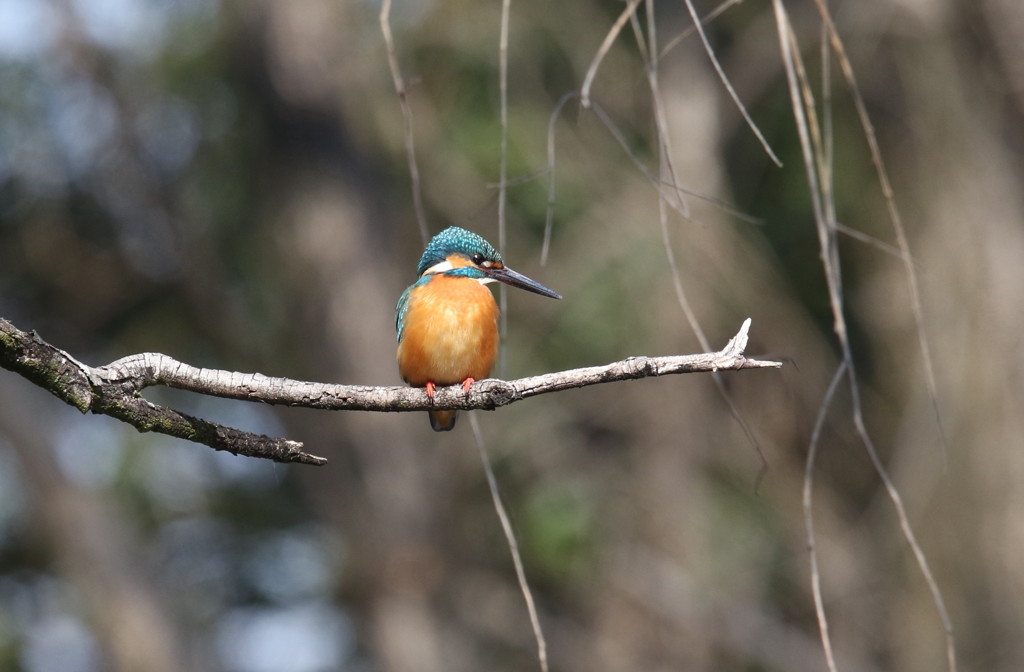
(1, 0, 1023, 670)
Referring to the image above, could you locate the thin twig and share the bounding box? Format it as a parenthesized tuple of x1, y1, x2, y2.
(469, 415, 548, 672)
(834, 222, 903, 259)
(380, 0, 430, 245)
(804, 31, 842, 672)
(542, 91, 579, 266)
(773, 3, 956, 669)
(657, 0, 746, 62)
(681, 0, 782, 166)
(803, 361, 847, 672)
(809, 0, 947, 460)
(589, 103, 688, 219)
(490, 13, 549, 670)
(573, 100, 757, 223)
(581, 0, 642, 108)
(636, 0, 768, 478)
(497, 0, 512, 377)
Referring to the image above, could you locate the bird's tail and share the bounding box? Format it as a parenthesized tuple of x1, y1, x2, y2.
(429, 410, 458, 432)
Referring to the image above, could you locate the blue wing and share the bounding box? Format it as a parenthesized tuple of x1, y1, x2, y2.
(396, 276, 430, 342)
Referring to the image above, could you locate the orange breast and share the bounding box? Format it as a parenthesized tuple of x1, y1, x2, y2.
(397, 275, 500, 386)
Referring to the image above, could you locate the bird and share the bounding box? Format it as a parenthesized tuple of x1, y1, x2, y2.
(396, 226, 561, 431)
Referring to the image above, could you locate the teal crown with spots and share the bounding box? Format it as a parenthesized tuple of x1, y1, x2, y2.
(417, 227, 502, 277)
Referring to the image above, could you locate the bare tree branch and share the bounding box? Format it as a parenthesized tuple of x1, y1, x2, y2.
(1, 317, 780, 465)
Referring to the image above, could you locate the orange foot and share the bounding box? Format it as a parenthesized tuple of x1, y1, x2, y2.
(461, 377, 475, 392)
(425, 381, 436, 398)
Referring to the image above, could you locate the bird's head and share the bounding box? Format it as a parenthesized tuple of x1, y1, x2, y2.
(417, 227, 561, 299)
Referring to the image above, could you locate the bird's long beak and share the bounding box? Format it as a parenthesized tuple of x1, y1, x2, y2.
(486, 265, 562, 299)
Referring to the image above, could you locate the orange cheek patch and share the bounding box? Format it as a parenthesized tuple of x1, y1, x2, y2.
(446, 254, 474, 269)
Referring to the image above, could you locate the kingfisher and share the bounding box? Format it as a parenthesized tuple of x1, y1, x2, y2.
(396, 226, 561, 431)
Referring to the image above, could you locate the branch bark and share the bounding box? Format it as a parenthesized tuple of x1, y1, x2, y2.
(1, 316, 780, 465)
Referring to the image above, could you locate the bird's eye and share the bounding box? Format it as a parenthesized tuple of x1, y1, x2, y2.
(471, 253, 486, 265)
